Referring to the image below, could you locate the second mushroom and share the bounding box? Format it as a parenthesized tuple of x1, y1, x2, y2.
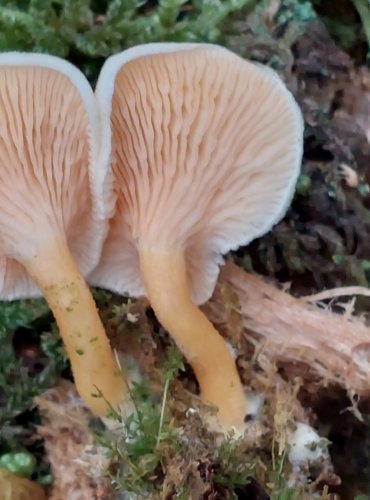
(91, 43, 303, 433)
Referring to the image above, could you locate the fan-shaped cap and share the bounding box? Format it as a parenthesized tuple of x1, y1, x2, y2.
(0, 52, 112, 300)
(91, 43, 303, 304)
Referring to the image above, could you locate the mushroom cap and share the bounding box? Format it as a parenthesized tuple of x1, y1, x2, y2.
(0, 52, 112, 300)
(91, 43, 303, 304)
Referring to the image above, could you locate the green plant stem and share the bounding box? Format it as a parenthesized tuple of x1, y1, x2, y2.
(156, 376, 170, 447)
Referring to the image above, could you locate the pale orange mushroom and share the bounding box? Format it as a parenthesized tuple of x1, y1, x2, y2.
(0, 53, 125, 417)
(91, 43, 303, 432)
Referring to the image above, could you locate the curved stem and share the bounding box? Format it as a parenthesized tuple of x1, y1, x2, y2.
(24, 240, 127, 417)
(140, 248, 248, 431)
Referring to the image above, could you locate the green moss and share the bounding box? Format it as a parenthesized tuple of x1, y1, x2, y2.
(0, 298, 49, 332)
(0, 299, 67, 452)
(295, 174, 312, 196)
(0, 0, 255, 80)
(214, 437, 254, 490)
(275, 0, 316, 27)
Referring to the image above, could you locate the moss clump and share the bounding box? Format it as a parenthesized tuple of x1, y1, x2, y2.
(0, 0, 256, 80)
(0, 299, 66, 438)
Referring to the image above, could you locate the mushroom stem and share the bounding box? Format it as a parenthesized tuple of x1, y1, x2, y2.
(24, 240, 126, 417)
(140, 248, 248, 430)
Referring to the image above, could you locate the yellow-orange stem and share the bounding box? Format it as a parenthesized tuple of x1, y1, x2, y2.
(24, 241, 126, 417)
(140, 248, 248, 431)
(0, 467, 46, 500)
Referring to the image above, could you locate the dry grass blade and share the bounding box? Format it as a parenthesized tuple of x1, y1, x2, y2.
(301, 286, 370, 303)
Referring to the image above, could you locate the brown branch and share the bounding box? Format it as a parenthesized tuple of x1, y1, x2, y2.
(207, 263, 370, 395)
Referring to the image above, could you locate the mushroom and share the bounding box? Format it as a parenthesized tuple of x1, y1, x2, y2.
(0, 53, 125, 416)
(91, 43, 303, 432)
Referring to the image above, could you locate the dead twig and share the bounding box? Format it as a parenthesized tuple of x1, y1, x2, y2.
(206, 263, 370, 397)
